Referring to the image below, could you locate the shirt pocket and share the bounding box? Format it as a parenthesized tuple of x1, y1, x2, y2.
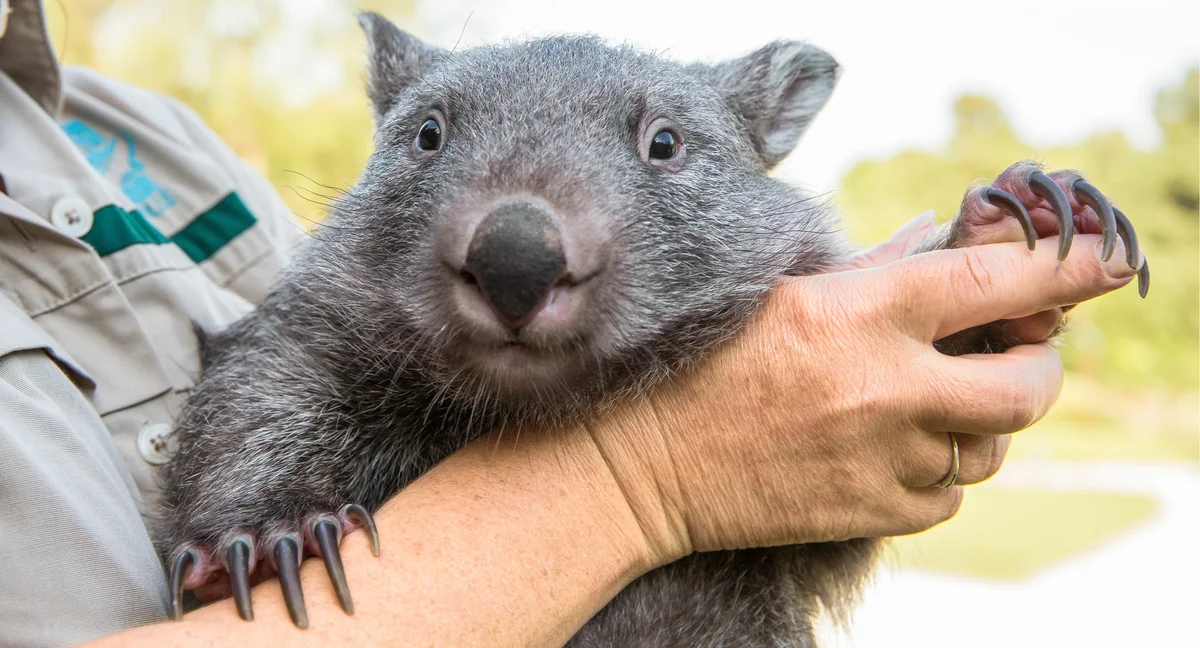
(28, 279, 173, 416)
(0, 296, 96, 396)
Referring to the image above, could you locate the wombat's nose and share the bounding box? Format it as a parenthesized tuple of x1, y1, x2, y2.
(461, 202, 568, 329)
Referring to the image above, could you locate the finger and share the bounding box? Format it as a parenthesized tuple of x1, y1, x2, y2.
(919, 344, 1064, 435)
(955, 433, 1010, 485)
(886, 234, 1136, 342)
(901, 432, 1010, 489)
(997, 308, 1064, 345)
(224, 536, 255, 621)
(312, 517, 355, 615)
(884, 486, 964, 537)
(272, 535, 309, 629)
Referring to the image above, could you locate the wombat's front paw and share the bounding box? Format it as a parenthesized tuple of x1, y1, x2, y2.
(167, 504, 379, 628)
(936, 161, 1148, 356)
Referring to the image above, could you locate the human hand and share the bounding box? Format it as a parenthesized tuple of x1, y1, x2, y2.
(583, 233, 1139, 563)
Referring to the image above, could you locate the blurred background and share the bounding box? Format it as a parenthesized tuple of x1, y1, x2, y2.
(43, 0, 1198, 644)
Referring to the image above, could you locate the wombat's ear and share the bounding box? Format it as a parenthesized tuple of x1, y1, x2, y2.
(358, 12, 443, 121)
(710, 41, 839, 168)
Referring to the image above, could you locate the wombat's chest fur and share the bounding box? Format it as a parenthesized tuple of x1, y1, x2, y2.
(161, 15, 883, 646)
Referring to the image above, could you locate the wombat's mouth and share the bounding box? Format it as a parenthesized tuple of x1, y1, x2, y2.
(458, 336, 591, 396)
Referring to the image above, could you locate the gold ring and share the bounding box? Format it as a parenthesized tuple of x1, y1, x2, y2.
(935, 433, 960, 489)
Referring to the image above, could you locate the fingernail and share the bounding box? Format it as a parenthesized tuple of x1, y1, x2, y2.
(1098, 237, 1136, 278)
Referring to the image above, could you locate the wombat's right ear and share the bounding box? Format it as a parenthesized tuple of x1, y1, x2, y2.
(358, 12, 443, 121)
(709, 42, 840, 168)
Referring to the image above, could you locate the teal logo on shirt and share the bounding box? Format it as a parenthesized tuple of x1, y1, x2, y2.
(61, 119, 178, 218)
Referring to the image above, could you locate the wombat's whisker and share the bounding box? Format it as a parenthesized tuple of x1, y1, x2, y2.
(282, 169, 355, 193)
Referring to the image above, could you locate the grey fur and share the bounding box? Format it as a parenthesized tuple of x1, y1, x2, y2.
(158, 14, 1006, 646)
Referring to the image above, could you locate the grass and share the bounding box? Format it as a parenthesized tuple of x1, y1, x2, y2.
(887, 487, 1158, 580)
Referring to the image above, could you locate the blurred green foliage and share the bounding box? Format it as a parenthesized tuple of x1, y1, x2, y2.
(46, 2, 1197, 460)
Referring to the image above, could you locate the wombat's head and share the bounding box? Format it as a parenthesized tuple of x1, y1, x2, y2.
(326, 13, 844, 415)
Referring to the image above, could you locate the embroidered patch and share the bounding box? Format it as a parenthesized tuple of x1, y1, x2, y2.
(61, 119, 178, 217)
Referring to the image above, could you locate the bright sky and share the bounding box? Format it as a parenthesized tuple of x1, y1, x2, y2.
(414, 0, 1200, 192)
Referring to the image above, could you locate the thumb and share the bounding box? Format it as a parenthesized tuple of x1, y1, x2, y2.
(849, 211, 939, 269)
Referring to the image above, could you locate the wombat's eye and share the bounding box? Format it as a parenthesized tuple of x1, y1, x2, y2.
(416, 118, 443, 152)
(648, 130, 678, 160)
(640, 119, 684, 169)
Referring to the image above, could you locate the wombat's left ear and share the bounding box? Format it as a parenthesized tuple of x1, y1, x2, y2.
(709, 42, 840, 168)
(358, 12, 444, 122)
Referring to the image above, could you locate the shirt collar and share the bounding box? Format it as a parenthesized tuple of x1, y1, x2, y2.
(0, 0, 61, 116)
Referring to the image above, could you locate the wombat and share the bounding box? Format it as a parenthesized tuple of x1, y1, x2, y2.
(157, 12, 1146, 645)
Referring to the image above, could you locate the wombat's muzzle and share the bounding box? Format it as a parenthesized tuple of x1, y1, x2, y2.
(461, 202, 569, 329)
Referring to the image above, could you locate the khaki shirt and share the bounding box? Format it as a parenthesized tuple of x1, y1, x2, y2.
(0, 1, 304, 645)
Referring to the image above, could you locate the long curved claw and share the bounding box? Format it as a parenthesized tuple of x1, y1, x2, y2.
(982, 187, 1036, 251)
(168, 548, 197, 621)
(1028, 171, 1074, 260)
(1112, 207, 1148, 298)
(313, 518, 355, 615)
(226, 537, 255, 621)
(1111, 208, 1141, 270)
(1073, 180, 1119, 262)
(273, 536, 309, 629)
(1137, 257, 1150, 299)
(343, 504, 381, 557)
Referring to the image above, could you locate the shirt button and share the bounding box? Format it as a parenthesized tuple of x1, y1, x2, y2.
(49, 197, 94, 238)
(137, 423, 178, 465)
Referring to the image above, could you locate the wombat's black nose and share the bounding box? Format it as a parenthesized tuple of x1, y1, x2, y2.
(462, 202, 568, 329)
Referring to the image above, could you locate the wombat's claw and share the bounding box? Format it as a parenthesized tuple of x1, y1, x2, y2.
(1073, 180, 1119, 262)
(168, 547, 199, 621)
(1027, 170, 1074, 261)
(312, 517, 354, 615)
(1112, 207, 1149, 298)
(272, 534, 309, 629)
(982, 187, 1036, 251)
(167, 503, 379, 627)
(958, 162, 1148, 298)
(226, 535, 255, 621)
(1136, 256, 1150, 299)
(342, 503, 380, 557)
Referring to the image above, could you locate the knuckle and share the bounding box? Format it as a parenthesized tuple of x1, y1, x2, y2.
(893, 500, 931, 535)
(999, 374, 1039, 431)
(982, 435, 1009, 481)
(957, 246, 1008, 298)
(903, 488, 964, 533)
